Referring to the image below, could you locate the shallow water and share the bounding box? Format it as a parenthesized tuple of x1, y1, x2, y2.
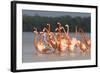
(22, 32, 91, 63)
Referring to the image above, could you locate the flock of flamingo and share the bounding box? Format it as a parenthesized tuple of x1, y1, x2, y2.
(32, 22, 91, 56)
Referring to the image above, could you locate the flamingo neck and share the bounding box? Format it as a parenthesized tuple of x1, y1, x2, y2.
(66, 26, 69, 35)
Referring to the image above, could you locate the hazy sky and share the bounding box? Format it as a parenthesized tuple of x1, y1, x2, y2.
(22, 10, 91, 17)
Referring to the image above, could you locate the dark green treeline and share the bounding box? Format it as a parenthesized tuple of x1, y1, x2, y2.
(23, 15, 91, 32)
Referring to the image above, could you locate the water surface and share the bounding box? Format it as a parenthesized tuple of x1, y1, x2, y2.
(22, 32, 91, 63)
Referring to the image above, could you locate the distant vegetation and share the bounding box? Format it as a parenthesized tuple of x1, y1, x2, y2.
(23, 15, 91, 32)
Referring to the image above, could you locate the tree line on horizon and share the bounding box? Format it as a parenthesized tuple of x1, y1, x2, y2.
(23, 15, 91, 32)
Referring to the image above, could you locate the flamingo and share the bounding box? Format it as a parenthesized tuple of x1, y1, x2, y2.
(55, 23, 70, 55)
(59, 26, 69, 53)
(47, 24, 59, 53)
(55, 22, 66, 53)
(79, 28, 91, 49)
(55, 22, 64, 53)
(43, 24, 57, 53)
(77, 28, 91, 54)
(77, 40, 87, 54)
(65, 25, 78, 56)
(65, 24, 71, 47)
(33, 27, 49, 54)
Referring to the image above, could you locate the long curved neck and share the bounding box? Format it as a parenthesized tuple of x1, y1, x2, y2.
(67, 26, 69, 35)
(33, 31, 38, 49)
(48, 24, 50, 32)
(65, 25, 69, 35)
(62, 27, 67, 36)
(39, 33, 43, 43)
(43, 28, 49, 33)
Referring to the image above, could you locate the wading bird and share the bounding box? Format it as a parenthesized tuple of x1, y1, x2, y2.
(55, 22, 64, 53)
(33, 27, 49, 54)
(77, 28, 91, 54)
(67, 26, 78, 56)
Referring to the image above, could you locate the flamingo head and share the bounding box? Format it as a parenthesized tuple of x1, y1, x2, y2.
(65, 24, 69, 28)
(57, 22, 61, 25)
(34, 31, 38, 35)
(33, 27, 37, 32)
(47, 24, 50, 29)
(47, 23, 50, 26)
(57, 22, 61, 28)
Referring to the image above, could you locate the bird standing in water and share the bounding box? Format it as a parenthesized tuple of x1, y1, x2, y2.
(33, 27, 49, 55)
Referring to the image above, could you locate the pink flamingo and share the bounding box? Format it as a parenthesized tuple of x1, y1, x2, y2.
(77, 28, 91, 54)
(33, 27, 49, 54)
(64, 25, 78, 55)
(43, 24, 57, 53)
(55, 22, 62, 50)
